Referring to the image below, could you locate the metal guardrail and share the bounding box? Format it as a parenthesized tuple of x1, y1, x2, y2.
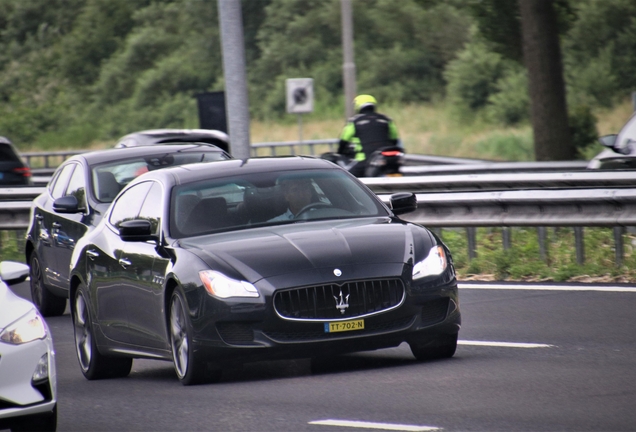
(401, 160, 589, 175)
(19, 139, 544, 174)
(2, 177, 636, 265)
(6, 141, 632, 267)
(362, 171, 636, 193)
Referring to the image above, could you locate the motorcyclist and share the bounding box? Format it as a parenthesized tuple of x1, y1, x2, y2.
(337, 94, 401, 177)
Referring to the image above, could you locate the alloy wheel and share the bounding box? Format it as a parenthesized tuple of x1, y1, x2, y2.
(29, 256, 44, 308)
(170, 295, 189, 378)
(74, 292, 92, 372)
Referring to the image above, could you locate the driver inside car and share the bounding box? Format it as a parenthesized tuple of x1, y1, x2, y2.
(268, 177, 316, 221)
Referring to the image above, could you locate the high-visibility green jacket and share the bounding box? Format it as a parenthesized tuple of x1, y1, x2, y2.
(338, 108, 400, 162)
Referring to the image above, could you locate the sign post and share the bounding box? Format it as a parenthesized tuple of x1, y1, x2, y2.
(286, 78, 314, 148)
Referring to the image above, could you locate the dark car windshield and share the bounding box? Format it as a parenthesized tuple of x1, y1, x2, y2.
(170, 169, 389, 238)
(92, 151, 230, 203)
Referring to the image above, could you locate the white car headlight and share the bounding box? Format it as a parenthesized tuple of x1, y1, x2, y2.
(199, 270, 260, 299)
(0, 308, 47, 345)
(412, 245, 448, 280)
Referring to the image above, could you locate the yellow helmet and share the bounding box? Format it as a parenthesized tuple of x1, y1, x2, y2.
(353, 94, 377, 112)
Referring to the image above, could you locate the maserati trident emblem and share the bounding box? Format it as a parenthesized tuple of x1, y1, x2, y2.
(333, 268, 342, 277)
(333, 289, 350, 315)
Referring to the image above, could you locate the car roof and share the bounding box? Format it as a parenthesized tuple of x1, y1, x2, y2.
(139, 156, 339, 184)
(120, 128, 228, 140)
(66, 144, 230, 166)
(116, 129, 229, 151)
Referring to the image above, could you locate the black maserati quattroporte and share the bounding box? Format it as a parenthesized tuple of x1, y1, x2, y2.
(69, 157, 460, 385)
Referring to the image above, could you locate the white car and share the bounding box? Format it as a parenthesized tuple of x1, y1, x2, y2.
(0, 261, 57, 431)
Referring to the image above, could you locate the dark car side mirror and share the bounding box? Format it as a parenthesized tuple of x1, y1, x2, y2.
(390, 192, 417, 215)
(119, 219, 158, 242)
(53, 195, 83, 214)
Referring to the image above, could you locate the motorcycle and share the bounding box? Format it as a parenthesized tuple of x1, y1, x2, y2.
(321, 144, 405, 177)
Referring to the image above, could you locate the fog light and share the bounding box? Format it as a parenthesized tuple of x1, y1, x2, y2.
(32, 353, 49, 383)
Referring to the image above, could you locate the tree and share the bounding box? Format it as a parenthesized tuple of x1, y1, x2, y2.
(518, 0, 574, 161)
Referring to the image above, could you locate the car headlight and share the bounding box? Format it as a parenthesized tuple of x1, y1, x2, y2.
(199, 270, 260, 298)
(0, 308, 47, 345)
(412, 245, 447, 280)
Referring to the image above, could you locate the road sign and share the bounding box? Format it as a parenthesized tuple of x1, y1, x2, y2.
(286, 78, 314, 114)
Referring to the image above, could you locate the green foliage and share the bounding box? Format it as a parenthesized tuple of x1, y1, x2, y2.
(59, 0, 142, 86)
(0, 231, 26, 263)
(0, 0, 633, 150)
(473, 131, 534, 161)
(440, 227, 636, 282)
(565, 47, 618, 108)
(564, 0, 636, 93)
(250, 0, 471, 118)
(444, 41, 507, 112)
(568, 104, 598, 159)
(485, 67, 530, 126)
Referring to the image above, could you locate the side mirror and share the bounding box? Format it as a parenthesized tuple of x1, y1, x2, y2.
(598, 134, 632, 155)
(119, 219, 157, 242)
(0, 261, 30, 285)
(390, 192, 417, 215)
(53, 195, 83, 214)
(598, 134, 617, 149)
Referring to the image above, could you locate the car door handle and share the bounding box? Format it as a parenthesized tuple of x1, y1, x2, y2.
(86, 250, 99, 260)
(35, 214, 43, 221)
(52, 222, 62, 229)
(119, 258, 131, 269)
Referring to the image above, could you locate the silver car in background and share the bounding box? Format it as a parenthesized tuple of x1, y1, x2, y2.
(0, 261, 57, 431)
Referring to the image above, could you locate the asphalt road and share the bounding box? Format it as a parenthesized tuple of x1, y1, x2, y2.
(9, 280, 636, 432)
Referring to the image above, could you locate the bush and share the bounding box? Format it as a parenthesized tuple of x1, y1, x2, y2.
(444, 41, 507, 112)
(568, 105, 598, 159)
(486, 67, 529, 126)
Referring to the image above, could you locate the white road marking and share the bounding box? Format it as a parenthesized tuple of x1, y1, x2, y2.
(458, 283, 636, 293)
(459, 340, 553, 348)
(308, 419, 440, 431)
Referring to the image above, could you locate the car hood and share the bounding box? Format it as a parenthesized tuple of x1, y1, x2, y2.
(0, 283, 34, 330)
(178, 217, 434, 283)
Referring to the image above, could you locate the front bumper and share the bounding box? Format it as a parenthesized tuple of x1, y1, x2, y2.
(189, 274, 460, 366)
(0, 336, 57, 425)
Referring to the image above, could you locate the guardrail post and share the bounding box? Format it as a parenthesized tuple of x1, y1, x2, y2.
(466, 227, 477, 260)
(502, 227, 511, 250)
(574, 227, 585, 265)
(614, 226, 624, 267)
(538, 227, 548, 262)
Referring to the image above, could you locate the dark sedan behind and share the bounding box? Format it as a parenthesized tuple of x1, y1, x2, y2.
(26, 144, 231, 317)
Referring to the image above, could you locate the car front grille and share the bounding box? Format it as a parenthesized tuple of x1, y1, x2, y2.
(274, 278, 405, 321)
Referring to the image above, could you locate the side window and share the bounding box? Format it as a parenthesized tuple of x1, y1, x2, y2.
(138, 182, 162, 234)
(66, 163, 87, 210)
(108, 182, 152, 228)
(50, 164, 76, 200)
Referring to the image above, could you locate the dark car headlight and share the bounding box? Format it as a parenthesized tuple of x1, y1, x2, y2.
(412, 245, 448, 280)
(199, 270, 260, 299)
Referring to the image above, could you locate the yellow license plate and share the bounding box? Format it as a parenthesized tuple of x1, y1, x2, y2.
(324, 319, 364, 333)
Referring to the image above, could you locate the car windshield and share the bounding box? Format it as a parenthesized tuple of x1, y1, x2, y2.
(170, 169, 389, 238)
(92, 151, 229, 203)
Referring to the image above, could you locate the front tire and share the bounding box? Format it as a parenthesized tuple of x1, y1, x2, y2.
(29, 253, 66, 317)
(169, 290, 220, 386)
(409, 333, 458, 361)
(72, 285, 132, 380)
